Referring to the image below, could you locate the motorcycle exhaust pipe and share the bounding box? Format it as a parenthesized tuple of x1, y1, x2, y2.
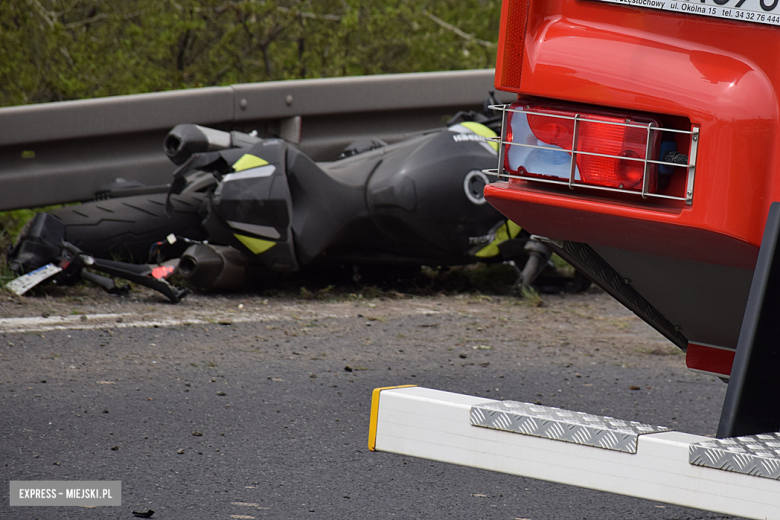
(178, 244, 247, 290)
(164, 124, 263, 165)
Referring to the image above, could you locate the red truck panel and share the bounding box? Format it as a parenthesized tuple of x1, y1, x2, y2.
(488, 0, 779, 270)
(487, 0, 780, 378)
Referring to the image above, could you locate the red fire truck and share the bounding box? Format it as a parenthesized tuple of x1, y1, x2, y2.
(370, 2, 780, 517)
(484, 0, 780, 439)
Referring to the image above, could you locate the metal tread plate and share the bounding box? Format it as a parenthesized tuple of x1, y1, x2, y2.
(690, 433, 780, 480)
(470, 401, 671, 453)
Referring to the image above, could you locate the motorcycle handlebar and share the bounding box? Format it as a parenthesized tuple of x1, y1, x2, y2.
(164, 124, 261, 165)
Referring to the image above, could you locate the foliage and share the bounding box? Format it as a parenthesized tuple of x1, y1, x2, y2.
(0, 0, 500, 107)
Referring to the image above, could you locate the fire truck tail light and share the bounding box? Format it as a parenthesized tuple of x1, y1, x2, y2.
(502, 103, 662, 194)
(577, 117, 655, 191)
(527, 111, 574, 150)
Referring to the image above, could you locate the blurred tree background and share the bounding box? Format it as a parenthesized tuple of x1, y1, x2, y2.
(0, 0, 500, 107)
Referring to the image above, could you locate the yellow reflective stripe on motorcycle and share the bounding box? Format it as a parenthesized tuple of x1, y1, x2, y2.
(475, 220, 522, 258)
(461, 122, 499, 152)
(235, 234, 276, 254)
(233, 154, 269, 172)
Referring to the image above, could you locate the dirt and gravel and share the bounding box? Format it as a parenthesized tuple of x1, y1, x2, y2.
(0, 280, 678, 363)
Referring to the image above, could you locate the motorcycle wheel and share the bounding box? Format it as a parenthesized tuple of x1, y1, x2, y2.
(50, 193, 209, 262)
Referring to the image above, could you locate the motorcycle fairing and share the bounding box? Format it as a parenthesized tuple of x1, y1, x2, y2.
(231, 153, 268, 172)
(448, 122, 499, 155)
(472, 220, 523, 258)
(208, 140, 299, 272)
(233, 234, 276, 255)
(365, 128, 506, 264)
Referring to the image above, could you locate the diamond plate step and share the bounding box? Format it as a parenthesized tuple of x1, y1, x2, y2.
(690, 433, 780, 480)
(470, 401, 671, 453)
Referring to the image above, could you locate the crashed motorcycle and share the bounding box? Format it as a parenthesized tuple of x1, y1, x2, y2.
(7, 104, 586, 302)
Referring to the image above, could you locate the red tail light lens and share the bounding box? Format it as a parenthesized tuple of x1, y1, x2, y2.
(576, 118, 653, 190)
(504, 102, 660, 193)
(527, 110, 574, 151)
(495, 0, 531, 91)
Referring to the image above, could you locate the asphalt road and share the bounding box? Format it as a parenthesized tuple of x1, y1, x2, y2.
(0, 290, 742, 520)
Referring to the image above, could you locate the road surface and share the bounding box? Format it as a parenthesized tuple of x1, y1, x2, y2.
(0, 288, 740, 519)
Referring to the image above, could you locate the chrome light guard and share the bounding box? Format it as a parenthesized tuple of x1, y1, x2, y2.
(484, 104, 699, 205)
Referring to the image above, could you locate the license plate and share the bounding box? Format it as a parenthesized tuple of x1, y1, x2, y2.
(590, 0, 780, 26)
(5, 263, 62, 295)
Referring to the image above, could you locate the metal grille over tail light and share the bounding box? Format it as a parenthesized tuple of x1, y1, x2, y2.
(486, 102, 699, 204)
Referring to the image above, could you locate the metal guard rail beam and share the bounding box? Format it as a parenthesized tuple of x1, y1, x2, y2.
(0, 69, 510, 211)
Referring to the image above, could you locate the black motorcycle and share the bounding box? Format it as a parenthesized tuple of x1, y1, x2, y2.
(7, 103, 586, 302)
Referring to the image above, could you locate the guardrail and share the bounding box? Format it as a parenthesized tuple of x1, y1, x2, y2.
(0, 69, 511, 211)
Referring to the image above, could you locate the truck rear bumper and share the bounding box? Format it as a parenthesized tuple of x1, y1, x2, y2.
(484, 182, 759, 271)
